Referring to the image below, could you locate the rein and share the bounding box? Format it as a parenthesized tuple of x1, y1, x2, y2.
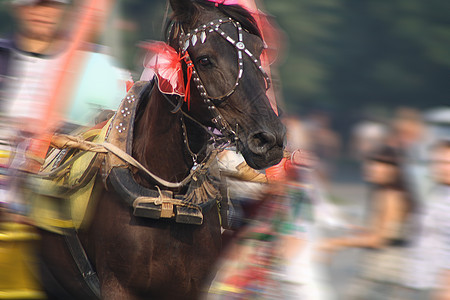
(102, 142, 219, 189)
(42, 134, 217, 189)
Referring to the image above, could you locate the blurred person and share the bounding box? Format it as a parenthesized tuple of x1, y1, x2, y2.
(283, 115, 313, 153)
(274, 149, 336, 300)
(303, 111, 341, 187)
(0, 0, 128, 210)
(403, 139, 450, 300)
(319, 145, 418, 300)
(350, 117, 388, 161)
(267, 119, 325, 299)
(0, 0, 76, 213)
(0, 0, 127, 297)
(388, 107, 429, 207)
(0, 0, 128, 131)
(388, 107, 425, 153)
(208, 150, 325, 300)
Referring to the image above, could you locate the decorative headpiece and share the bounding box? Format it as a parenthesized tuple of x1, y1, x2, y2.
(140, 0, 281, 114)
(140, 41, 185, 97)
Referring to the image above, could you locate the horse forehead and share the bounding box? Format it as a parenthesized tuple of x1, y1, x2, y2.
(192, 7, 220, 26)
(189, 10, 261, 43)
(190, 20, 263, 54)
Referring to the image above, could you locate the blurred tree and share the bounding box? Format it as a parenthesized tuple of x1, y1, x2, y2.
(117, 0, 166, 75)
(265, 0, 341, 113)
(327, 0, 450, 116)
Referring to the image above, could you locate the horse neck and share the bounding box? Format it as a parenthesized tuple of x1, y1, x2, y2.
(132, 90, 194, 188)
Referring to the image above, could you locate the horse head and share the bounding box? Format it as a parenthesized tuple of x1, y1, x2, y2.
(169, 0, 286, 170)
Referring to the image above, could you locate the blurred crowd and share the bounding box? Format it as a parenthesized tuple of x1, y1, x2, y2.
(209, 106, 450, 300)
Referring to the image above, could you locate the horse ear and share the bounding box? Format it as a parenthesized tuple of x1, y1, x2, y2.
(169, 0, 194, 17)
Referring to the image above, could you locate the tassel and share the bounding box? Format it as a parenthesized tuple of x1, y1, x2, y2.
(180, 53, 194, 110)
(185, 174, 220, 204)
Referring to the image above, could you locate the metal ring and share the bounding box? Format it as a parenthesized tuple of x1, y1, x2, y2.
(236, 42, 245, 50)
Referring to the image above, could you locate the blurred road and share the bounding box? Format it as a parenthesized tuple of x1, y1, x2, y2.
(324, 160, 368, 299)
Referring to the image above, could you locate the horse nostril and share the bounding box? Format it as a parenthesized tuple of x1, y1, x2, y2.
(248, 131, 276, 155)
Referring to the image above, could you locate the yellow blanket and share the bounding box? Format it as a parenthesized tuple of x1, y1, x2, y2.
(29, 120, 111, 234)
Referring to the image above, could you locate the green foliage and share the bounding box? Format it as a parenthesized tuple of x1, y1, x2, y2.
(264, 0, 449, 114)
(117, 0, 166, 74)
(266, 0, 342, 112)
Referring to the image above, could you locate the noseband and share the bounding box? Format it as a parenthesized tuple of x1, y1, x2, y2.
(174, 17, 271, 145)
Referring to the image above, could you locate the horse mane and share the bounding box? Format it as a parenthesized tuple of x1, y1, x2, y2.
(167, 0, 262, 45)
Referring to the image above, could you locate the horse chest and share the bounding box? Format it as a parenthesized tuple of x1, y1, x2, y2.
(91, 193, 221, 298)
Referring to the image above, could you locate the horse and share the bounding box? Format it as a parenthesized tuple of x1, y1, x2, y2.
(36, 0, 286, 299)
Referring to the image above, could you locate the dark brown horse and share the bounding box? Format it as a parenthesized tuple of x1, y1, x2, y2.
(38, 0, 285, 299)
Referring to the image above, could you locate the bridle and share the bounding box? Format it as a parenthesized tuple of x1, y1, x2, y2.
(171, 17, 271, 148)
(179, 17, 271, 100)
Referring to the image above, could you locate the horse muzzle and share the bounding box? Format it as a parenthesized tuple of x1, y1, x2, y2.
(241, 127, 286, 170)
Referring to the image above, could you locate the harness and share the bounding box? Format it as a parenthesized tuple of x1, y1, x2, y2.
(31, 81, 222, 229)
(30, 81, 224, 300)
(30, 14, 271, 300)
(97, 17, 273, 221)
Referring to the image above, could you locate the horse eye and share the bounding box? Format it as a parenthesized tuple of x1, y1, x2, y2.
(198, 57, 212, 67)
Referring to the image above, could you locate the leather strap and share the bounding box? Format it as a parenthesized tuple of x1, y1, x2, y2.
(107, 167, 217, 213)
(103, 142, 192, 188)
(63, 228, 101, 299)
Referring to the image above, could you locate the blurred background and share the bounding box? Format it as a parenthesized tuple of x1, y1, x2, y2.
(2, 0, 448, 151)
(0, 0, 449, 299)
(2, 0, 448, 113)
